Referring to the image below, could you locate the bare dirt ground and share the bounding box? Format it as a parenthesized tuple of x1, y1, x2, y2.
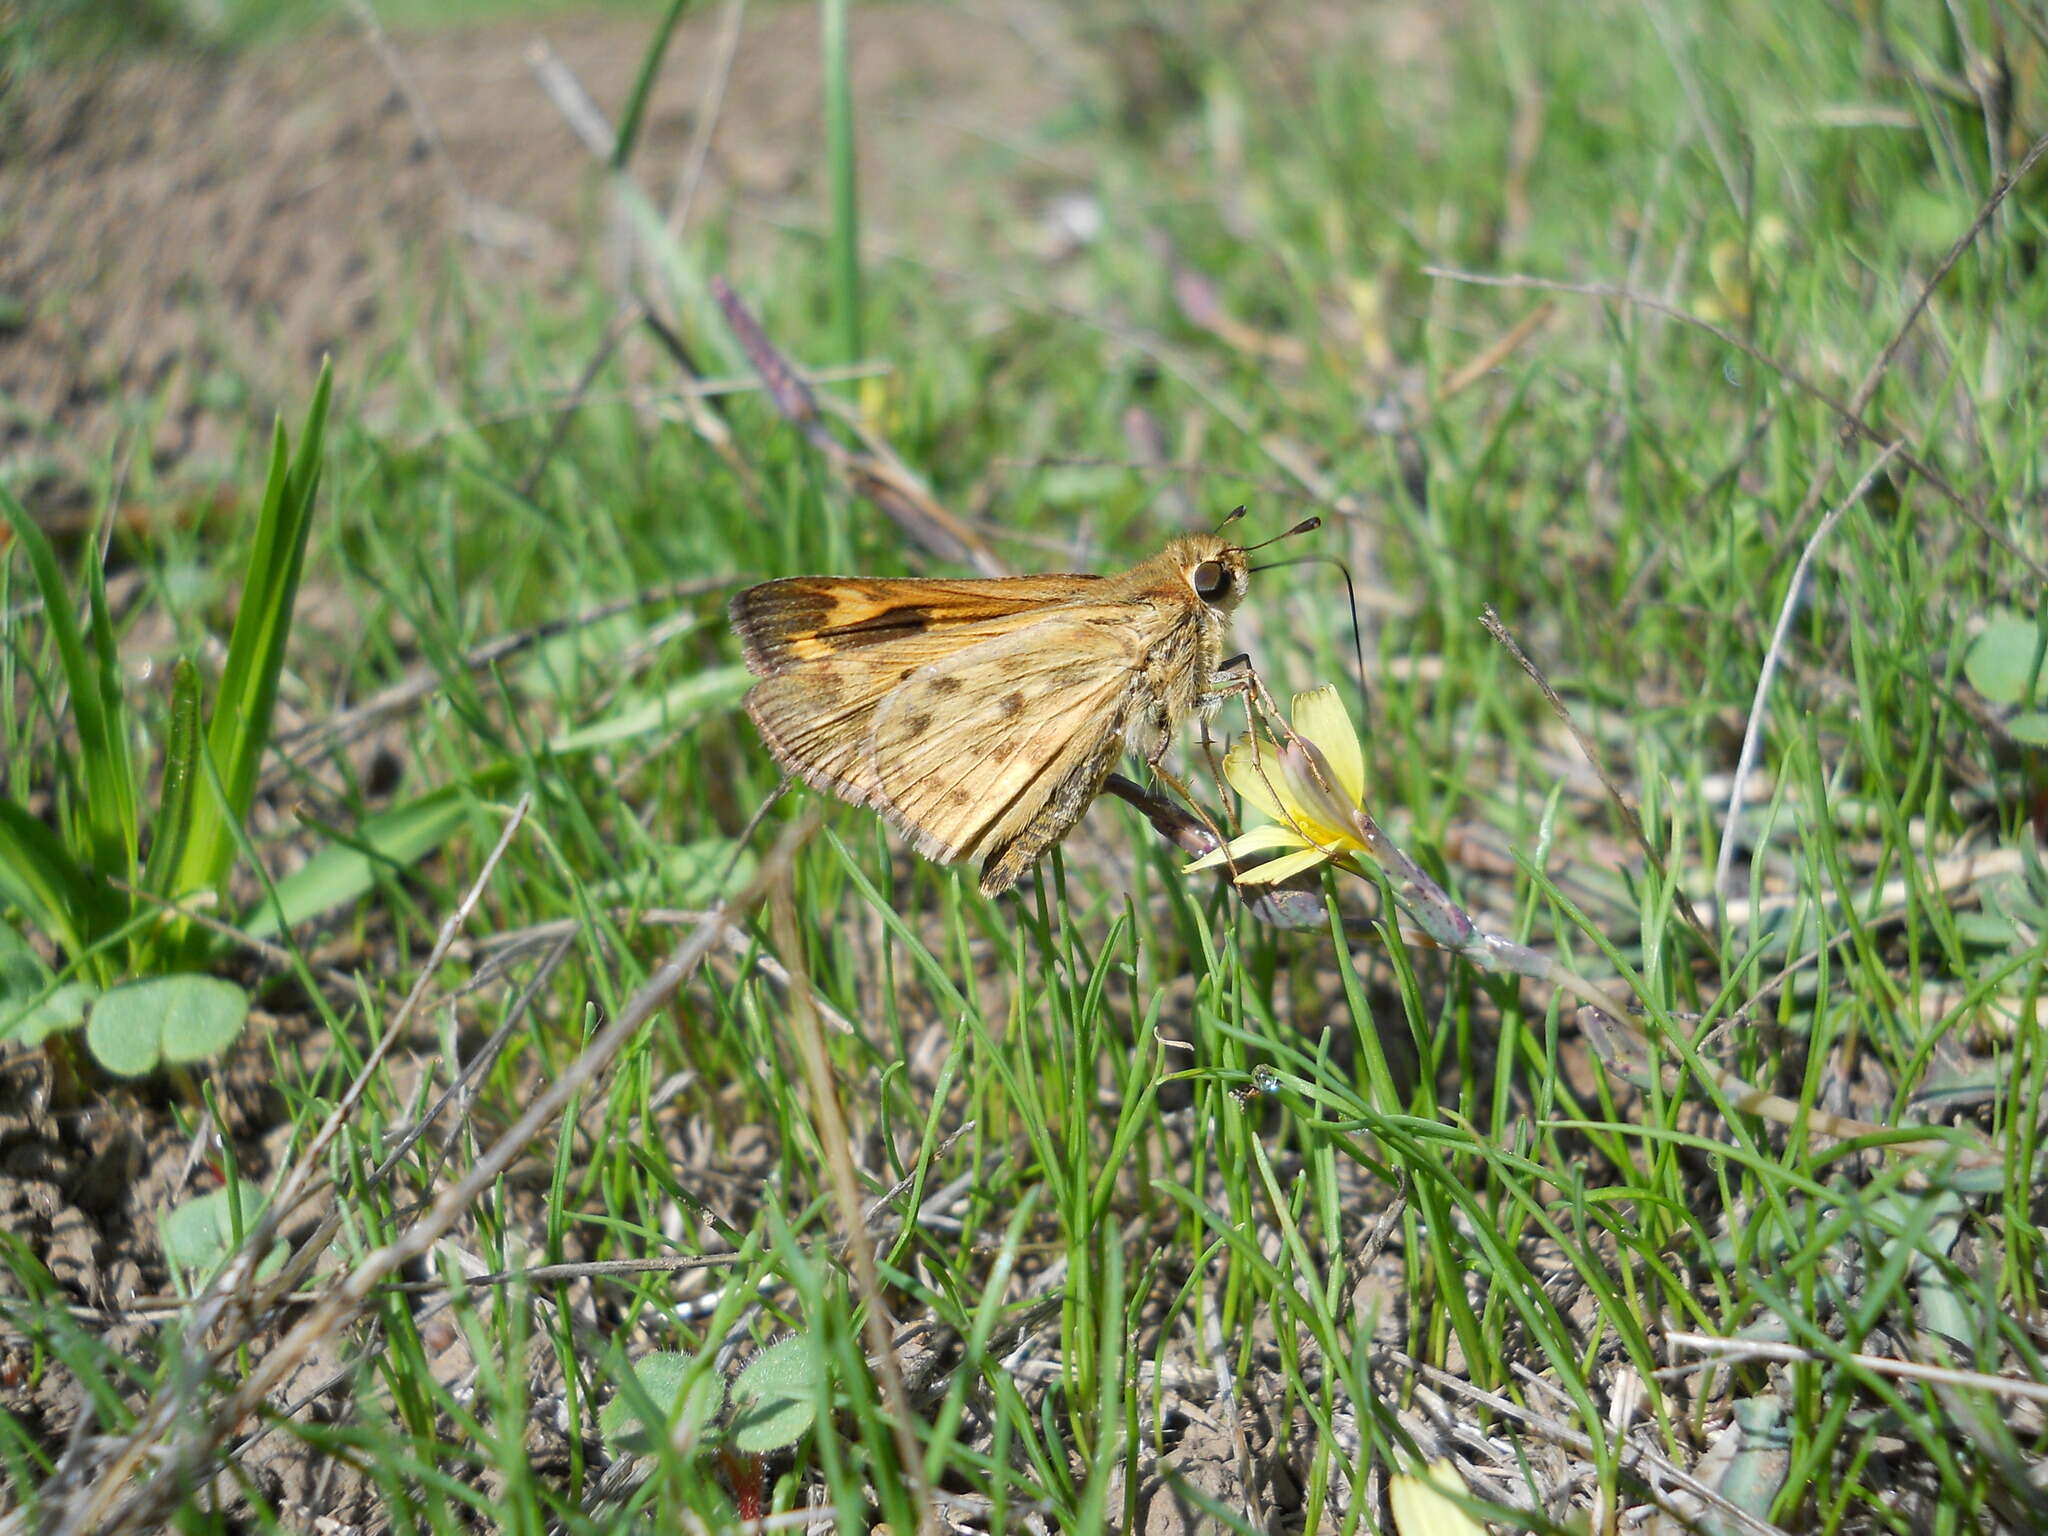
(0, 2, 1073, 515)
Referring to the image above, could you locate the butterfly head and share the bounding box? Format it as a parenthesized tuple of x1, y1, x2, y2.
(1173, 533, 1252, 613)
(1173, 511, 1322, 612)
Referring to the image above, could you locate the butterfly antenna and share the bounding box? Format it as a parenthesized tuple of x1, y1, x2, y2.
(1238, 516, 1322, 554)
(1246, 551, 1371, 721)
(1214, 504, 1248, 533)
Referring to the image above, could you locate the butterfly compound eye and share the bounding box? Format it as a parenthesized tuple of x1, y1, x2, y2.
(1191, 560, 1230, 601)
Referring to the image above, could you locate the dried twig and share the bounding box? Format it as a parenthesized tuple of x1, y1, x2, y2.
(710, 275, 1003, 574)
(1480, 606, 1713, 948)
(1845, 132, 2048, 423)
(525, 37, 617, 159)
(1712, 442, 1905, 921)
(1661, 1333, 2048, 1406)
(1433, 301, 1556, 406)
(517, 300, 645, 499)
(666, 0, 748, 239)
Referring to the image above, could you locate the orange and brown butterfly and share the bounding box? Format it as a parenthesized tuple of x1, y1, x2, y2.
(728, 511, 1316, 896)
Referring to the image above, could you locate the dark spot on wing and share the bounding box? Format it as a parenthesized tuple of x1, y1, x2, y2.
(900, 711, 933, 737)
(999, 691, 1026, 717)
(825, 603, 938, 639)
(928, 675, 963, 695)
(990, 742, 1014, 762)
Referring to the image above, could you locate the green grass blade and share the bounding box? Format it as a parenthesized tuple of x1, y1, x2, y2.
(138, 658, 202, 918)
(821, 0, 862, 364)
(241, 769, 512, 942)
(0, 797, 100, 965)
(80, 526, 138, 881)
(611, 0, 691, 172)
(173, 361, 331, 903)
(0, 487, 137, 896)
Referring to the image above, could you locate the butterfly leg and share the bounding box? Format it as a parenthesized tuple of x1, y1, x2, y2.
(1141, 721, 1240, 884)
(1197, 655, 1348, 823)
(1197, 651, 1256, 713)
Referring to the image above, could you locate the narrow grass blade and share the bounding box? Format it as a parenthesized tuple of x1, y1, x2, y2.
(611, 0, 692, 172)
(0, 797, 101, 963)
(241, 771, 509, 942)
(173, 361, 332, 906)
(139, 659, 202, 904)
(543, 663, 750, 753)
(821, 0, 862, 364)
(0, 486, 137, 895)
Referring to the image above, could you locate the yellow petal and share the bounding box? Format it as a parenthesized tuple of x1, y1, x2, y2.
(1221, 736, 1288, 823)
(1184, 824, 1308, 874)
(1272, 741, 1357, 845)
(1388, 1461, 1486, 1536)
(1229, 824, 1315, 856)
(1232, 846, 1333, 885)
(1289, 685, 1365, 805)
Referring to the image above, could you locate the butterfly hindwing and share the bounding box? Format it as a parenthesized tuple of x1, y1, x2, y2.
(743, 609, 1085, 806)
(863, 616, 1145, 877)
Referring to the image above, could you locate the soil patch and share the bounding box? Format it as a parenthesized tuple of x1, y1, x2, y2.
(0, 3, 1064, 516)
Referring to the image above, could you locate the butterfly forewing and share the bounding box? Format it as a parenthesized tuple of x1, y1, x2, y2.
(733, 575, 1106, 674)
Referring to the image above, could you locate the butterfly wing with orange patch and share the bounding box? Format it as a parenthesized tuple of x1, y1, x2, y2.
(731, 574, 1104, 673)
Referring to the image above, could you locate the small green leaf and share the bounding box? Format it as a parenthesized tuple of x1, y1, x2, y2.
(729, 1334, 818, 1454)
(160, 1184, 284, 1293)
(1036, 464, 1130, 507)
(600, 1350, 726, 1453)
(85, 974, 249, 1076)
(589, 838, 757, 909)
(0, 925, 94, 1045)
(1964, 614, 2047, 706)
(7, 982, 94, 1046)
(1955, 911, 2020, 947)
(2008, 712, 2048, 746)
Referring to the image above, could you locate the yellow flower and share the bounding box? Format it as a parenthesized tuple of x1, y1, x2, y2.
(1388, 1459, 1488, 1535)
(1186, 685, 1368, 884)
